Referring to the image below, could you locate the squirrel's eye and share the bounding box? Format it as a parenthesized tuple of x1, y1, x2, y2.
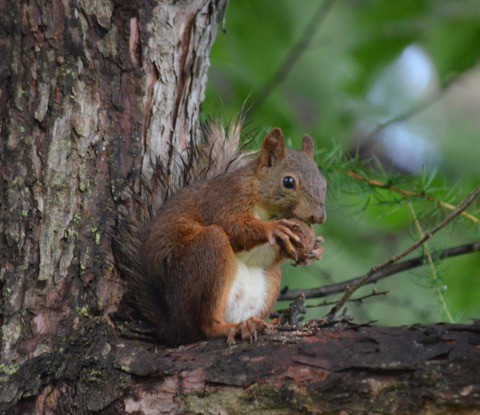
(283, 176, 296, 189)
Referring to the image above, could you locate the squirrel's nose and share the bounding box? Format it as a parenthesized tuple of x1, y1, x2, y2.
(311, 211, 326, 224)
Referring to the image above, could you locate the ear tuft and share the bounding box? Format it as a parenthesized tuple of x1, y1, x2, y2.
(269, 127, 283, 140)
(302, 134, 314, 159)
(257, 128, 286, 169)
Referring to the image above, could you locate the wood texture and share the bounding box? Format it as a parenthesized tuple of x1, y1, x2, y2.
(0, 0, 227, 366)
(1, 1, 479, 414)
(1, 321, 479, 414)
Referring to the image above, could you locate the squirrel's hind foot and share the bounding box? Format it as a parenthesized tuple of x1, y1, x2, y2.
(227, 317, 268, 345)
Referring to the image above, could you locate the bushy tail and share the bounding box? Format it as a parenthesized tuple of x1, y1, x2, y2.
(112, 118, 249, 338)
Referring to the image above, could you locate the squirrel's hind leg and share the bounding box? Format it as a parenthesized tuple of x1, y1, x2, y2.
(170, 224, 238, 343)
(170, 223, 268, 344)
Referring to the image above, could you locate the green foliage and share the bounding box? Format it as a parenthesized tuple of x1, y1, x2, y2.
(205, 0, 480, 325)
(348, 0, 426, 94)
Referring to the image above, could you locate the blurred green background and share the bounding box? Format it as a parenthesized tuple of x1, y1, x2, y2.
(203, 0, 480, 325)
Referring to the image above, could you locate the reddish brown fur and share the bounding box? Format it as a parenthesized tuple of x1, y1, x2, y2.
(135, 128, 327, 345)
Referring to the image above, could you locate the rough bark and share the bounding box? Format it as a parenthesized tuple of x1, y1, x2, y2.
(1, 321, 479, 414)
(1, 1, 480, 414)
(0, 0, 227, 365)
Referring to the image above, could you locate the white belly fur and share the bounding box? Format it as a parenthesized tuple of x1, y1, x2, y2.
(225, 243, 277, 324)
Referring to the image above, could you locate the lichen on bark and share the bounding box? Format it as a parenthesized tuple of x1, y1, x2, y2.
(0, 0, 227, 368)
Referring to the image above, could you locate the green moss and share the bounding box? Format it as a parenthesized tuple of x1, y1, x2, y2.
(66, 228, 79, 240)
(76, 306, 91, 318)
(89, 226, 101, 246)
(0, 364, 19, 375)
(73, 213, 82, 226)
(12, 322, 22, 340)
(59, 65, 76, 78)
(79, 176, 87, 192)
(85, 368, 105, 383)
(120, 365, 132, 373)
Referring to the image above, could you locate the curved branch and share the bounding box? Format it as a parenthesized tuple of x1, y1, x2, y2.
(327, 186, 480, 318)
(253, 0, 336, 111)
(279, 241, 480, 301)
(345, 171, 479, 225)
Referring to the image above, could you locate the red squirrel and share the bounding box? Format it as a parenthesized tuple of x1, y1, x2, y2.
(117, 125, 327, 345)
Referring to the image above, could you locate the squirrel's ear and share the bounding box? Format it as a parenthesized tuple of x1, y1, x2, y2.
(301, 134, 314, 159)
(257, 128, 286, 169)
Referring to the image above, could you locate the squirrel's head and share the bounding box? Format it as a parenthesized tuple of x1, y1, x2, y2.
(255, 128, 327, 225)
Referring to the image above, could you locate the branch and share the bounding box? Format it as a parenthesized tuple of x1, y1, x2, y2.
(345, 171, 479, 224)
(408, 202, 454, 323)
(279, 241, 480, 301)
(309, 289, 389, 309)
(326, 186, 480, 318)
(252, 0, 336, 111)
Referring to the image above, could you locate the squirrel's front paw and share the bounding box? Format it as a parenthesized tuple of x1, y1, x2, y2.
(267, 219, 302, 260)
(277, 219, 324, 265)
(227, 317, 267, 345)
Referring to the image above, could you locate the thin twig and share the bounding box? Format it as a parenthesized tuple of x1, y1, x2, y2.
(279, 241, 480, 301)
(408, 202, 454, 323)
(252, 0, 336, 111)
(277, 290, 388, 316)
(308, 290, 389, 309)
(345, 171, 479, 224)
(326, 186, 480, 318)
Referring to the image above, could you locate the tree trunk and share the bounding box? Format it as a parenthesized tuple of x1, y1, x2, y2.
(0, 0, 226, 378)
(1, 1, 480, 414)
